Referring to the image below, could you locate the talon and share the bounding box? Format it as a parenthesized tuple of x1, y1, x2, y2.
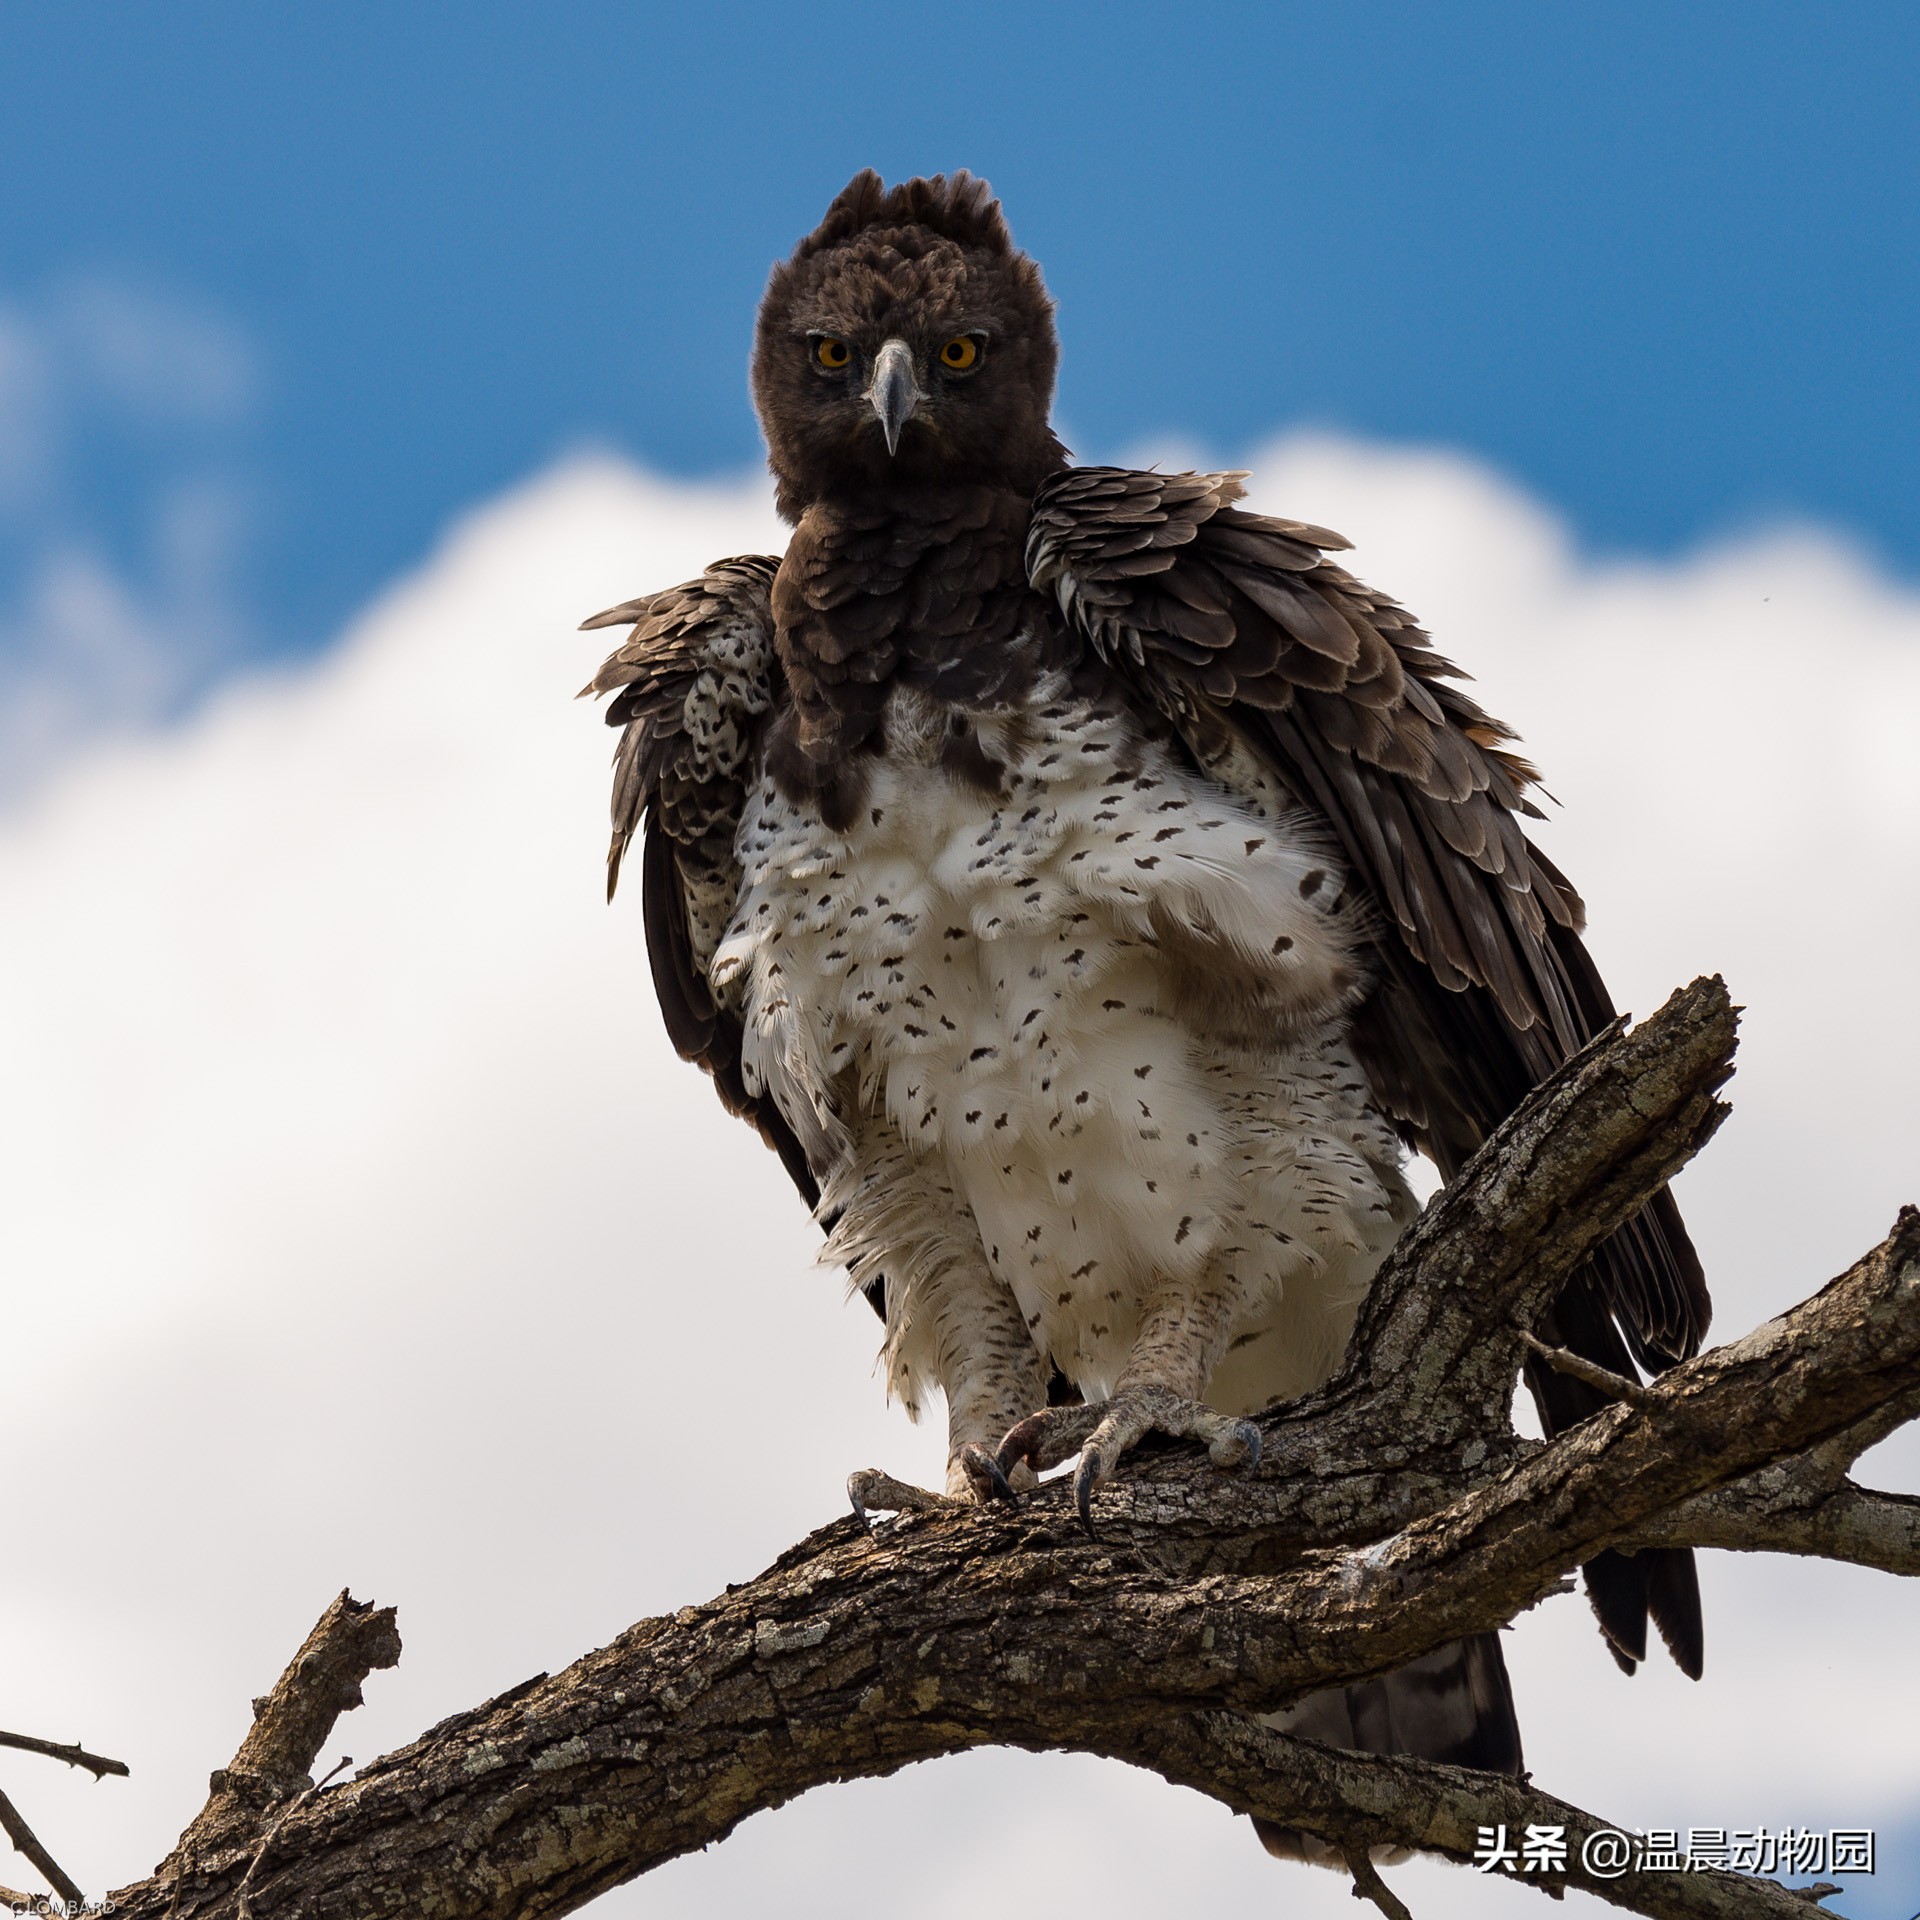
(847, 1472, 876, 1533)
(994, 1386, 1258, 1526)
(1074, 1450, 1099, 1536)
(1213, 1418, 1261, 1473)
(996, 1402, 1101, 1478)
(996, 1411, 1053, 1476)
(959, 1441, 1020, 1504)
(846, 1467, 949, 1521)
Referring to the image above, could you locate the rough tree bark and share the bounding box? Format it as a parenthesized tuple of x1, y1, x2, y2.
(19, 978, 1908, 1919)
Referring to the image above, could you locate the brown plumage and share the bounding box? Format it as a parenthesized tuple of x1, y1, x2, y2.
(580, 168, 1712, 1851)
(748, 172, 1071, 814)
(579, 557, 819, 1204)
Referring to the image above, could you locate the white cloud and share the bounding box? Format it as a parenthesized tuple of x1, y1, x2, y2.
(0, 281, 259, 792)
(0, 443, 1913, 1916)
(0, 309, 56, 507)
(52, 278, 259, 429)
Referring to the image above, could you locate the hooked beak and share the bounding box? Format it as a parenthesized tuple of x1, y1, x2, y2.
(866, 339, 920, 455)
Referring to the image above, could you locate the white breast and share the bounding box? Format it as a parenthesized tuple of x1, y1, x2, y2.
(711, 680, 1413, 1407)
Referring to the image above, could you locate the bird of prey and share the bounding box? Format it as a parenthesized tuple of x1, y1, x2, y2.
(581, 170, 1708, 1841)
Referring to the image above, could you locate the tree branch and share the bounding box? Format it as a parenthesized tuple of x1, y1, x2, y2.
(1519, 1328, 1655, 1407)
(1125, 1713, 1841, 1918)
(0, 1785, 84, 1910)
(0, 1729, 130, 1905)
(1629, 1384, 1920, 1579)
(152, 1591, 400, 1906)
(1645, 1474, 1920, 1577)
(1336, 974, 1737, 1439)
(89, 980, 1910, 1919)
(0, 1732, 128, 1782)
(1343, 1841, 1416, 1920)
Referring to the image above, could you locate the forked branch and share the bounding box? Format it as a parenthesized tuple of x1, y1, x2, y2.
(74, 979, 1912, 1920)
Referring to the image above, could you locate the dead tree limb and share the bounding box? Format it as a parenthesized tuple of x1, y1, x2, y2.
(85, 979, 1914, 1919)
(140, 1592, 400, 1911)
(0, 1733, 128, 1782)
(0, 1729, 129, 1906)
(0, 1786, 84, 1911)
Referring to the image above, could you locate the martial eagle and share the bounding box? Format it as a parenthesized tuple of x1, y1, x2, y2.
(580, 171, 1707, 1843)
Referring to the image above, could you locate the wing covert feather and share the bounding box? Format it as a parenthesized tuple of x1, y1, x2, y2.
(580, 556, 819, 1207)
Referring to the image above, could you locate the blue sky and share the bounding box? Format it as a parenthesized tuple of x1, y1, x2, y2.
(1, 1, 1917, 697)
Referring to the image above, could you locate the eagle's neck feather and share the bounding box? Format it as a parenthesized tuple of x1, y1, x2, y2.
(763, 483, 1064, 824)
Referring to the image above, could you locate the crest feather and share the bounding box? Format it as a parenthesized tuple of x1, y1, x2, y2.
(795, 169, 1012, 259)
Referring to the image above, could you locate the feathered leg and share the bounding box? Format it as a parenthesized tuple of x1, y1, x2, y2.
(996, 1268, 1261, 1529)
(835, 1136, 1049, 1522)
(845, 1281, 1040, 1521)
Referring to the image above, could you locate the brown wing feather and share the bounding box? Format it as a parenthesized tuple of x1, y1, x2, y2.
(1031, 466, 1708, 1677)
(580, 556, 819, 1211)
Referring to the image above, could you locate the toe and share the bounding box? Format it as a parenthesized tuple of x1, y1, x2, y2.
(847, 1469, 882, 1531)
(992, 1390, 1252, 1534)
(847, 1469, 948, 1528)
(996, 1404, 1099, 1477)
(1074, 1449, 1098, 1533)
(957, 1442, 1020, 1505)
(995, 1411, 1051, 1476)
(1071, 1409, 1131, 1535)
(1205, 1417, 1262, 1472)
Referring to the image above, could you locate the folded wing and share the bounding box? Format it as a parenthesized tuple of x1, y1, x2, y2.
(1029, 466, 1709, 1677)
(580, 556, 820, 1210)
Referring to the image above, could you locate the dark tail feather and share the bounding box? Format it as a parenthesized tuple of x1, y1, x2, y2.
(1575, 1541, 1704, 1680)
(1583, 1547, 1649, 1672)
(1252, 1633, 1521, 1865)
(1647, 1543, 1704, 1679)
(1529, 1267, 1707, 1680)
(1533, 932, 1711, 1679)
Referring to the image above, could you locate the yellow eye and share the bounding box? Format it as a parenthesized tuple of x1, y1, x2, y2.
(939, 335, 980, 371)
(814, 336, 851, 370)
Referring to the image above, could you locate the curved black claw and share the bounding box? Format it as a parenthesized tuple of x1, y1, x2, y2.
(995, 1404, 1102, 1481)
(999, 1388, 1264, 1538)
(1075, 1449, 1101, 1537)
(958, 1441, 1021, 1505)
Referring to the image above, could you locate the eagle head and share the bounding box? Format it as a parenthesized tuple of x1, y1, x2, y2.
(752, 170, 1066, 518)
